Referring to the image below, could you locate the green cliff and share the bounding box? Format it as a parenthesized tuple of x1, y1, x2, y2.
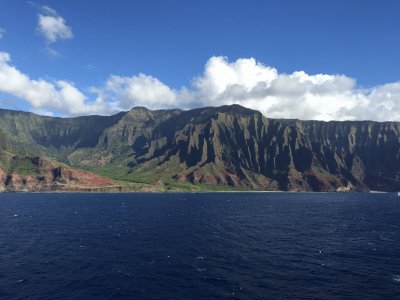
(0, 105, 399, 192)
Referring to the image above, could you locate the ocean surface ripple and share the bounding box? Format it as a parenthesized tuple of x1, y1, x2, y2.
(1, 192, 400, 299)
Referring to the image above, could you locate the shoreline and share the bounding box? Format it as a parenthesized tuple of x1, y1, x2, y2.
(0, 190, 394, 194)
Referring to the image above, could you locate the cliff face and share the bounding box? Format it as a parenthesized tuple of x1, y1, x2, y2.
(114, 105, 399, 191)
(0, 105, 399, 192)
(0, 155, 113, 192)
(0, 167, 6, 192)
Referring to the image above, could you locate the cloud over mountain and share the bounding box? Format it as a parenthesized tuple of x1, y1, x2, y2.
(0, 52, 399, 121)
(0, 52, 111, 116)
(103, 74, 177, 110)
(99, 56, 400, 121)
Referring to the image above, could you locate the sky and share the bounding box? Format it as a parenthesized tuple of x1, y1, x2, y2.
(0, 0, 400, 121)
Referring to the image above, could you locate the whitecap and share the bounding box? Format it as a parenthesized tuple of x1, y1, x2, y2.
(393, 275, 400, 283)
(196, 267, 207, 272)
(118, 270, 131, 276)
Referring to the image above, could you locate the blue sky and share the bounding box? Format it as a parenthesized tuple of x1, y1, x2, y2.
(0, 0, 399, 120)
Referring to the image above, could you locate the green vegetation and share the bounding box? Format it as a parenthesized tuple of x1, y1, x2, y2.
(9, 157, 38, 176)
(0, 105, 399, 192)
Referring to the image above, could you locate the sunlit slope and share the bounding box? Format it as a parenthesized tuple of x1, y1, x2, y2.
(0, 105, 399, 191)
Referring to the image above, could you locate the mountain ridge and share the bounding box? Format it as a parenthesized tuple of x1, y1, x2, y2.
(0, 105, 399, 192)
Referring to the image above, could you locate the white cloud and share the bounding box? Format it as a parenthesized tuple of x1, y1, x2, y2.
(0, 51, 114, 116)
(0, 52, 399, 121)
(193, 56, 278, 102)
(103, 74, 177, 110)
(36, 6, 73, 43)
(44, 46, 61, 57)
(0, 27, 5, 39)
(177, 56, 400, 121)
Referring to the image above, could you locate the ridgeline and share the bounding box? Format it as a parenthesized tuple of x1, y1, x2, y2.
(0, 105, 399, 192)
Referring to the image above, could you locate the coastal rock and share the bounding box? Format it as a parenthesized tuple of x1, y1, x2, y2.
(0, 167, 5, 192)
(0, 155, 113, 192)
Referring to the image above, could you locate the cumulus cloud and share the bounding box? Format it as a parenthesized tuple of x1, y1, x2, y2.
(36, 5, 73, 43)
(0, 52, 114, 116)
(99, 55, 398, 121)
(103, 74, 177, 110)
(0, 52, 399, 121)
(0, 27, 5, 39)
(100, 56, 386, 121)
(177, 56, 399, 121)
(192, 56, 278, 102)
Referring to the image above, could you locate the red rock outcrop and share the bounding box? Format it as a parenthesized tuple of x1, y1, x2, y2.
(1, 156, 114, 192)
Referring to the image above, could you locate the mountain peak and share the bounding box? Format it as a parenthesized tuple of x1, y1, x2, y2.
(218, 104, 259, 115)
(129, 106, 149, 112)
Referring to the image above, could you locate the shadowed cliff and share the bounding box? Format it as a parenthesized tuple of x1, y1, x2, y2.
(0, 105, 399, 192)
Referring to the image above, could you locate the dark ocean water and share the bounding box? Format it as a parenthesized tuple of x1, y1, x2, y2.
(1, 192, 400, 300)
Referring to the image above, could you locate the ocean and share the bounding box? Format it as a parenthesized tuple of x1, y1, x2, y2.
(1, 192, 400, 299)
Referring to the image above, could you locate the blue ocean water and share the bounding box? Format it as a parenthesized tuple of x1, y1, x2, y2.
(1, 192, 400, 300)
